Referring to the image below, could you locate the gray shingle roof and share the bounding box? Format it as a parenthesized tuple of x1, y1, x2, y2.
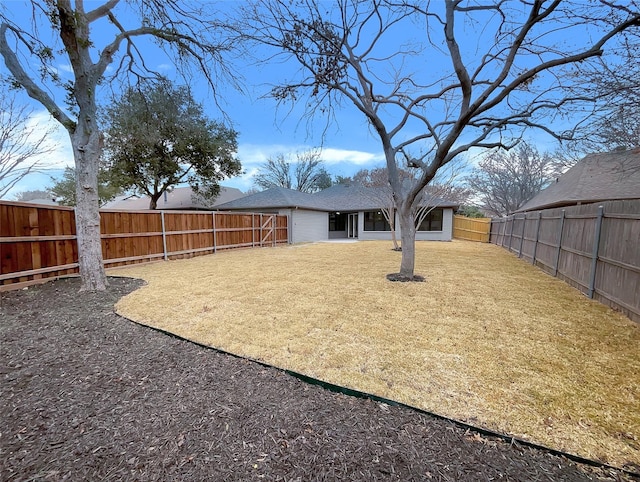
(215, 184, 459, 212)
(312, 184, 386, 210)
(517, 149, 640, 212)
(214, 186, 327, 211)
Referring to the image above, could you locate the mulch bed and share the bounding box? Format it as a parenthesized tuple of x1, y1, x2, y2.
(0, 277, 632, 481)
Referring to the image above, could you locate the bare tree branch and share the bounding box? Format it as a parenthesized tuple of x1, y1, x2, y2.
(0, 0, 241, 290)
(465, 142, 558, 216)
(0, 90, 57, 198)
(254, 149, 329, 193)
(238, 0, 639, 278)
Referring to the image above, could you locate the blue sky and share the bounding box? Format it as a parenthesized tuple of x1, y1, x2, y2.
(0, 0, 620, 199)
(0, 1, 394, 198)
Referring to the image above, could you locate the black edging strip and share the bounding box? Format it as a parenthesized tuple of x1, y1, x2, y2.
(110, 290, 639, 479)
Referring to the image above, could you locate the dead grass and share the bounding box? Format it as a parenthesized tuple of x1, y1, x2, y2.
(111, 240, 640, 469)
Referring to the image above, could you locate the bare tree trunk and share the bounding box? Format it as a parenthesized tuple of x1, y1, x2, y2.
(388, 208, 400, 250)
(390, 224, 400, 250)
(397, 203, 416, 279)
(71, 124, 107, 291)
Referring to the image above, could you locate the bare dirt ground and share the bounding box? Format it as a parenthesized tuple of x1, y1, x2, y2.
(0, 277, 633, 481)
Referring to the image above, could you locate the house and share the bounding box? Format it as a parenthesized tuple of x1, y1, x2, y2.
(101, 186, 246, 210)
(517, 149, 640, 212)
(19, 197, 59, 206)
(215, 184, 459, 244)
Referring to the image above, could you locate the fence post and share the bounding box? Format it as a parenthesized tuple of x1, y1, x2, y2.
(272, 215, 276, 247)
(531, 211, 541, 265)
(499, 218, 506, 247)
(508, 214, 516, 252)
(554, 210, 565, 276)
(588, 206, 605, 299)
(252, 214, 255, 247)
(518, 214, 526, 258)
(212, 212, 217, 253)
(160, 211, 168, 260)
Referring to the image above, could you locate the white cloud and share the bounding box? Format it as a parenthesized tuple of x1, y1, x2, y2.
(223, 143, 386, 192)
(236, 143, 307, 168)
(238, 144, 384, 168)
(57, 63, 74, 74)
(157, 63, 173, 72)
(319, 147, 384, 166)
(24, 110, 74, 170)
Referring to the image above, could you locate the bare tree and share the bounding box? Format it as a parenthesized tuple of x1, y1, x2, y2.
(414, 161, 468, 231)
(0, 1, 236, 290)
(0, 91, 56, 198)
(466, 143, 557, 217)
(255, 155, 292, 190)
(576, 38, 640, 151)
(353, 161, 467, 251)
(254, 149, 329, 193)
(239, 0, 639, 280)
(351, 167, 407, 250)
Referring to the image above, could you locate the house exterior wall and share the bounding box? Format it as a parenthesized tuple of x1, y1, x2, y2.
(416, 208, 454, 241)
(240, 207, 453, 243)
(281, 208, 328, 243)
(356, 208, 454, 241)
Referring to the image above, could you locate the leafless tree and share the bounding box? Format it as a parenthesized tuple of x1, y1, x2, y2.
(0, 91, 56, 198)
(352, 160, 467, 250)
(0, 1, 237, 290)
(254, 149, 330, 193)
(351, 167, 409, 250)
(466, 143, 558, 217)
(414, 160, 469, 229)
(577, 38, 640, 151)
(238, 0, 640, 280)
(256, 155, 292, 190)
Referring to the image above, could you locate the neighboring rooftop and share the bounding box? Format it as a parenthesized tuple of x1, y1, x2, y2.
(517, 149, 640, 212)
(215, 183, 460, 212)
(19, 197, 59, 206)
(102, 186, 245, 210)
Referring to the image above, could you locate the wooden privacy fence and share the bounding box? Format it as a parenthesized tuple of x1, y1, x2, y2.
(453, 215, 491, 242)
(0, 201, 288, 290)
(490, 200, 640, 323)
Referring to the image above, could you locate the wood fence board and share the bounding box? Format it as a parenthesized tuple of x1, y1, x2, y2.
(61, 210, 77, 275)
(1, 202, 288, 289)
(491, 200, 640, 322)
(600, 216, 640, 266)
(452, 215, 491, 242)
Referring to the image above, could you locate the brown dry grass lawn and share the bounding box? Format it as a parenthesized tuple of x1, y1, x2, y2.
(111, 240, 640, 469)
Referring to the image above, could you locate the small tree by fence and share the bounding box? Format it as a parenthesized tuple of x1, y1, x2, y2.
(490, 200, 640, 323)
(453, 215, 491, 242)
(0, 201, 288, 290)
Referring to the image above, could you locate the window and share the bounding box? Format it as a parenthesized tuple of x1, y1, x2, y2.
(364, 210, 391, 231)
(329, 212, 346, 231)
(417, 208, 443, 231)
